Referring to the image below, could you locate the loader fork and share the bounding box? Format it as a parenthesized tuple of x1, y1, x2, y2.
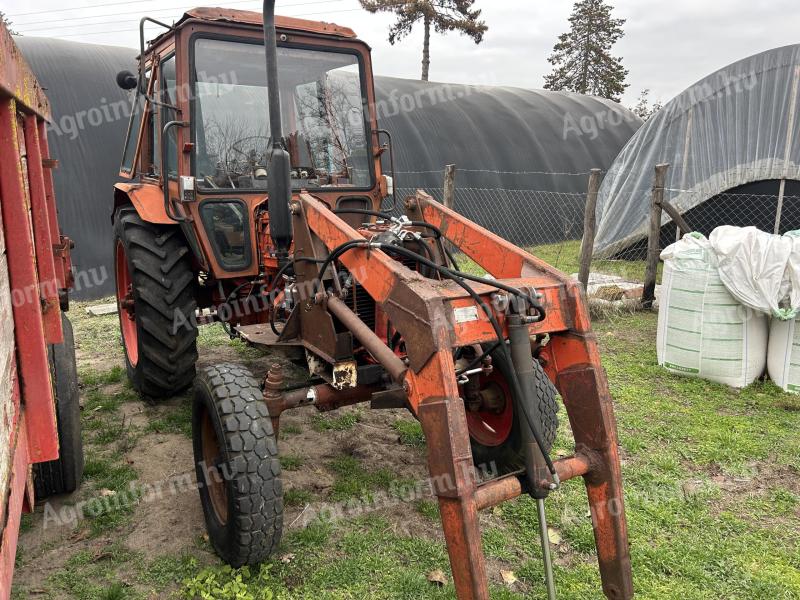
(285, 190, 634, 599)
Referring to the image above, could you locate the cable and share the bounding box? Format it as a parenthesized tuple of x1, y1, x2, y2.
(311, 239, 556, 476)
(21, 6, 363, 37)
(12, 0, 342, 22)
(455, 341, 500, 376)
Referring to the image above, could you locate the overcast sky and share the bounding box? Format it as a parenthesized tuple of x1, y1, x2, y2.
(4, 0, 799, 106)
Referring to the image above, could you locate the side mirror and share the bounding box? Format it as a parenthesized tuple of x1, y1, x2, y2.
(116, 70, 138, 91)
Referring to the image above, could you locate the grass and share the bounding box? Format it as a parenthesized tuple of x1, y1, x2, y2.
(144, 399, 193, 437)
(15, 285, 800, 599)
(392, 419, 426, 448)
(456, 239, 655, 283)
(311, 410, 362, 432)
(170, 311, 799, 599)
(328, 455, 407, 503)
(280, 454, 305, 471)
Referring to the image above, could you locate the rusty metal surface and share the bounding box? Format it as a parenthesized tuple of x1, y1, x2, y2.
(326, 295, 407, 384)
(475, 475, 523, 511)
(180, 7, 358, 38)
(0, 99, 58, 465)
(22, 114, 62, 345)
(0, 26, 49, 119)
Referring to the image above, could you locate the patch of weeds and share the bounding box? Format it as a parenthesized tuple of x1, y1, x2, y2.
(80, 456, 140, 536)
(196, 323, 230, 348)
(392, 418, 425, 447)
(230, 337, 265, 359)
(311, 410, 361, 432)
(145, 399, 192, 437)
(414, 499, 439, 520)
(284, 488, 314, 507)
(84, 388, 125, 413)
(100, 583, 127, 600)
(79, 365, 126, 387)
(482, 527, 516, 561)
(328, 455, 399, 502)
(285, 518, 332, 549)
(279, 423, 302, 437)
(182, 564, 285, 600)
(280, 454, 305, 471)
(19, 512, 34, 534)
(48, 543, 141, 599)
(141, 554, 198, 588)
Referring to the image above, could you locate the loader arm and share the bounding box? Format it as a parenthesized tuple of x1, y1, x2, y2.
(291, 190, 634, 600)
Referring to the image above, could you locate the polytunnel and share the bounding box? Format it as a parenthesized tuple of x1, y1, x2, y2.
(594, 44, 800, 258)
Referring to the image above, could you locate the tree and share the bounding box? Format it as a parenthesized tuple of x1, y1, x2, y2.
(631, 89, 663, 120)
(359, 0, 487, 81)
(1, 11, 18, 35)
(544, 0, 628, 102)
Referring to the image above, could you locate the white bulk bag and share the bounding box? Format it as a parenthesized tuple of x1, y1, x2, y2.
(709, 226, 794, 320)
(657, 233, 768, 388)
(767, 316, 800, 393)
(767, 231, 800, 393)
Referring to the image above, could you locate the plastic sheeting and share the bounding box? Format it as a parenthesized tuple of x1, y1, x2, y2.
(376, 76, 639, 193)
(595, 44, 800, 258)
(14, 36, 138, 301)
(17, 37, 640, 300)
(709, 226, 797, 320)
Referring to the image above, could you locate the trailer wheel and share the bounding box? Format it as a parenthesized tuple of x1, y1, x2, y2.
(113, 207, 198, 398)
(33, 313, 85, 498)
(464, 346, 558, 475)
(193, 364, 284, 567)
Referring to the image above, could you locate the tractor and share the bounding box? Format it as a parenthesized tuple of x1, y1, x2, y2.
(112, 3, 633, 598)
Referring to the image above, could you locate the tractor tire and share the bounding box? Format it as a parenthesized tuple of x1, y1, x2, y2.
(192, 364, 284, 567)
(113, 207, 198, 398)
(468, 346, 559, 476)
(33, 313, 85, 498)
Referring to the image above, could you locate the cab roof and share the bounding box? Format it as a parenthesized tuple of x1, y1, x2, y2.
(177, 7, 357, 38)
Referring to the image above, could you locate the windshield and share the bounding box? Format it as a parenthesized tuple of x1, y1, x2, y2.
(193, 38, 372, 191)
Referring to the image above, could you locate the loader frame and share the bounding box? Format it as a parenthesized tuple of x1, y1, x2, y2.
(261, 189, 633, 600)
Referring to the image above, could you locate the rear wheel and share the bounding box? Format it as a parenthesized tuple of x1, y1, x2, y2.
(463, 346, 558, 475)
(33, 313, 84, 498)
(113, 207, 198, 398)
(192, 364, 284, 567)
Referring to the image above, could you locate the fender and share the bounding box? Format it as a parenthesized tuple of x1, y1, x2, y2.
(113, 182, 210, 271)
(113, 182, 174, 225)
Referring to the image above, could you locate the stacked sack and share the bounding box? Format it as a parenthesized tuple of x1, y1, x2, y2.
(657, 232, 768, 388)
(657, 226, 800, 391)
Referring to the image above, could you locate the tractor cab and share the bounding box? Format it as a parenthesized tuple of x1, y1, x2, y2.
(115, 7, 388, 278)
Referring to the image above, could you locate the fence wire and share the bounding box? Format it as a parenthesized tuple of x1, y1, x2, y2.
(386, 171, 799, 287)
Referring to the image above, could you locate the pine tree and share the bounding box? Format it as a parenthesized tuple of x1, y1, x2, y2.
(359, 0, 487, 81)
(1, 11, 18, 35)
(544, 0, 628, 102)
(631, 89, 662, 120)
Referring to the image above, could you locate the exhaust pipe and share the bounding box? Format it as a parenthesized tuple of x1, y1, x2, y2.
(263, 0, 293, 264)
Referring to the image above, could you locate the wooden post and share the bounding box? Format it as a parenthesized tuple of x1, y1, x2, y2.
(642, 163, 669, 309)
(578, 169, 602, 291)
(658, 198, 691, 237)
(443, 164, 456, 210)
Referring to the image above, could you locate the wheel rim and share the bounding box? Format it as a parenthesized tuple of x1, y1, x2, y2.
(115, 240, 138, 366)
(200, 408, 229, 525)
(463, 369, 514, 447)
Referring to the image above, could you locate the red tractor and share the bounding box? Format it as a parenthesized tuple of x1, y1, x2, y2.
(112, 4, 633, 598)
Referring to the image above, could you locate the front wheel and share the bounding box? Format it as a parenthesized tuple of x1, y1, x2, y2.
(192, 364, 284, 567)
(464, 346, 559, 476)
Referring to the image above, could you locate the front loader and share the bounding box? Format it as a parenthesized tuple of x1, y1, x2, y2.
(112, 3, 633, 598)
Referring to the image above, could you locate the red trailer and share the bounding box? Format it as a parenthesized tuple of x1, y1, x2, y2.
(0, 23, 83, 598)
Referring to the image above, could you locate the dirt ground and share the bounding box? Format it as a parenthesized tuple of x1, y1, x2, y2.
(11, 302, 458, 598)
